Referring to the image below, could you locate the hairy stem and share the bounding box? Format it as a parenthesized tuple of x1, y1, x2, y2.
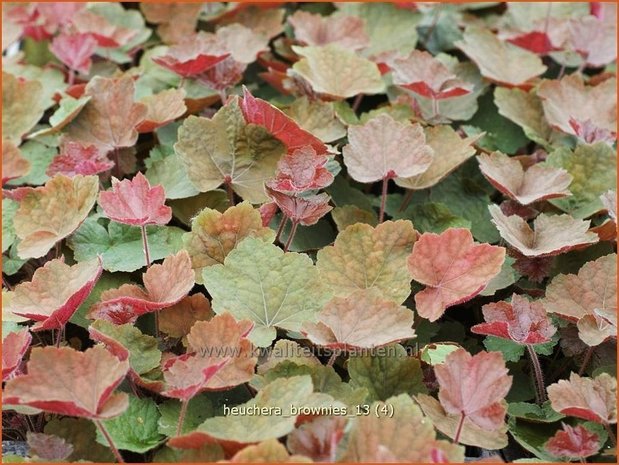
(283, 221, 299, 252)
(527, 344, 547, 404)
(379, 177, 389, 223)
(453, 412, 466, 444)
(327, 351, 339, 367)
(578, 346, 594, 376)
(398, 190, 413, 213)
(95, 420, 124, 463)
(55, 325, 65, 348)
(176, 400, 189, 437)
(352, 94, 363, 113)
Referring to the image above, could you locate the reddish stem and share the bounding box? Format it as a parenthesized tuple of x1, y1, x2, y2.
(225, 181, 235, 206)
(141, 225, 158, 337)
(527, 344, 547, 404)
(453, 412, 465, 444)
(176, 400, 189, 437)
(275, 215, 288, 244)
(283, 220, 299, 252)
(604, 422, 617, 449)
(327, 351, 339, 367)
(379, 176, 389, 223)
(352, 94, 364, 113)
(578, 346, 594, 376)
(95, 420, 124, 463)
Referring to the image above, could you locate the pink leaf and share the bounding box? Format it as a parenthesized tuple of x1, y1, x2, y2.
(70, 9, 137, 48)
(266, 145, 333, 193)
(240, 87, 328, 155)
(266, 188, 332, 226)
(6, 257, 103, 331)
(407, 228, 505, 321)
(49, 33, 97, 75)
(471, 294, 556, 345)
(46, 141, 114, 177)
(435, 349, 512, 431)
(98, 172, 172, 227)
(152, 33, 230, 78)
(88, 251, 195, 324)
(2, 329, 32, 381)
(545, 423, 600, 459)
(288, 11, 369, 50)
(161, 356, 229, 403)
(3, 345, 129, 420)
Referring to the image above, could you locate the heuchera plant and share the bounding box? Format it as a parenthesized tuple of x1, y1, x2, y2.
(1, 2, 617, 463)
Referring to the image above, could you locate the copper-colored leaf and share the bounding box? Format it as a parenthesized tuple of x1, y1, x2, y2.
(152, 32, 229, 77)
(240, 87, 328, 155)
(186, 313, 256, 390)
(343, 113, 433, 183)
(455, 26, 547, 86)
(288, 10, 369, 50)
(230, 439, 311, 463)
(65, 76, 147, 153)
(547, 372, 617, 424)
(2, 329, 32, 381)
(70, 9, 137, 48)
(98, 172, 172, 227)
(174, 96, 286, 203)
(7, 257, 102, 331)
(2, 139, 31, 184)
(88, 251, 195, 324)
(136, 89, 187, 133)
(290, 44, 385, 99)
(435, 349, 512, 431)
(27, 432, 74, 461)
(159, 293, 213, 339)
(267, 146, 333, 193)
(139, 3, 202, 45)
(13, 174, 99, 259)
(301, 289, 415, 350)
(542, 254, 616, 346)
(161, 356, 230, 402)
(183, 202, 275, 284)
(545, 423, 600, 459)
(317, 220, 417, 304)
(537, 74, 616, 139)
(407, 228, 505, 321)
(3, 72, 45, 144)
(286, 417, 346, 462)
(395, 125, 480, 190)
(478, 152, 572, 205)
(4, 345, 129, 420)
(471, 294, 556, 345)
(489, 205, 599, 258)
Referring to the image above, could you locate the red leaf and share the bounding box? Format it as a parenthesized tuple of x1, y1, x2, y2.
(2, 329, 32, 381)
(266, 188, 332, 227)
(49, 33, 97, 75)
(240, 87, 328, 155)
(195, 57, 247, 92)
(506, 31, 558, 55)
(88, 251, 195, 324)
(98, 172, 172, 227)
(267, 146, 333, 193)
(47, 141, 114, 177)
(6, 257, 103, 331)
(435, 349, 512, 431)
(471, 294, 556, 344)
(545, 423, 600, 458)
(3, 345, 129, 420)
(152, 33, 230, 78)
(407, 228, 505, 321)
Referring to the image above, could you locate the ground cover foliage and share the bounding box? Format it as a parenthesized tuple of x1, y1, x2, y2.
(1, 1, 617, 463)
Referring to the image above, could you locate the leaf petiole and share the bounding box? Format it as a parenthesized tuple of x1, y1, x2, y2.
(95, 419, 124, 463)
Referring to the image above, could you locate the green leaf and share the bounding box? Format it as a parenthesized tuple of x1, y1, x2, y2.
(326, 175, 374, 212)
(6, 140, 55, 186)
(338, 3, 420, 55)
(29, 95, 91, 137)
(158, 394, 214, 437)
(2, 199, 19, 253)
(276, 216, 336, 253)
(2, 244, 27, 276)
(464, 92, 529, 154)
(89, 320, 161, 375)
(386, 197, 471, 233)
(419, 343, 461, 365)
(484, 336, 525, 363)
(251, 361, 368, 406)
(480, 256, 519, 296)
(169, 191, 230, 226)
(153, 445, 224, 463)
(145, 146, 200, 200)
(44, 418, 114, 462)
(202, 237, 331, 347)
(68, 217, 184, 273)
(348, 344, 427, 402)
(546, 142, 617, 218)
(507, 417, 560, 461)
(508, 401, 565, 423)
(97, 396, 163, 453)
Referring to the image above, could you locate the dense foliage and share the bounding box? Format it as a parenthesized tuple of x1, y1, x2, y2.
(2, 2, 617, 463)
